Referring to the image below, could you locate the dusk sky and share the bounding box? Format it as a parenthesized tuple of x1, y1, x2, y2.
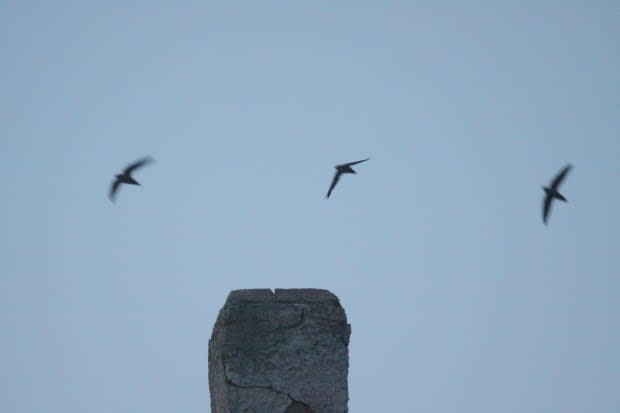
(2, 3, 619, 412)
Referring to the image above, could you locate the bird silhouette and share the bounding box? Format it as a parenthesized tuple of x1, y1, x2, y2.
(325, 158, 370, 199)
(109, 156, 154, 202)
(542, 164, 572, 225)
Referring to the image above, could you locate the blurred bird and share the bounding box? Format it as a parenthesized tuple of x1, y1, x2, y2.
(542, 164, 573, 225)
(325, 158, 370, 199)
(109, 156, 154, 202)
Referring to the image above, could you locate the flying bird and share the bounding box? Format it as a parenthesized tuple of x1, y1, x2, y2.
(542, 164, 573, 225)
(109, 156, 154, 202)
(325, 158, 370, 199)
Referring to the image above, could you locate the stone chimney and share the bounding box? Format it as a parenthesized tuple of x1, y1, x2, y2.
(209, 289, 350, 413)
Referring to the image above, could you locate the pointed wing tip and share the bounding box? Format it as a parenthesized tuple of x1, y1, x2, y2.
(342, 157, 371, 167)
(109, 179, 121, 202)
(549, 163, 573, 189)
(123, 156, 155, 175)
(138, 156, 155, 166)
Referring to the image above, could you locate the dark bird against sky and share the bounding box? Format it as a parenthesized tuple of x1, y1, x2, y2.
(325, 158, 370, 199)
(542, 164, 573, 225)
(109, 157, 154, 202)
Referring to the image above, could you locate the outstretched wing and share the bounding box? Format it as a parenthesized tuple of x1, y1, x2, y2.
(109, 179, 121, 202)
(550, 164, 572, 190)
(124, 156, 154, 176)
(343, 157, 370, 167)
(326, 172, 341, 199)
(542, 194, 553, 225)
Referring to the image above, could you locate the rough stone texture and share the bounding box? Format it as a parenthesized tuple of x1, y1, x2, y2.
(209, 289, 350, 413)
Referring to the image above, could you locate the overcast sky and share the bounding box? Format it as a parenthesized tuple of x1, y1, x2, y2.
(2, 2, 619, 412)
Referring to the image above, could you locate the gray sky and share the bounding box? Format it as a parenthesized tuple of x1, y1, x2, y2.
(2, 2, 619, 412)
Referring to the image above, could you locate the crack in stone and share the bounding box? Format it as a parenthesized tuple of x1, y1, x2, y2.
(312, 315, 348, 326)
(224, 364, 286, 398)
(282, 309, 305, 329)
(225, 375, 313, 412)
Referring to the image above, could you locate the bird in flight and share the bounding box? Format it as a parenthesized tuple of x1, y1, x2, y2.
(109, 156, 154, 202)
(542, 164, 573, 225)
(325, 158, 370, 199)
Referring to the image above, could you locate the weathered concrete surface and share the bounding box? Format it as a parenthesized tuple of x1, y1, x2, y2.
(209, 289, 350, 413)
